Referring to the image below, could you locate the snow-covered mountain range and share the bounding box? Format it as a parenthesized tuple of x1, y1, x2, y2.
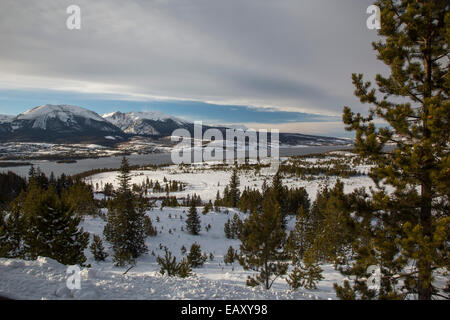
(102, 111, 188, 136)
(0, 104, 351, 147)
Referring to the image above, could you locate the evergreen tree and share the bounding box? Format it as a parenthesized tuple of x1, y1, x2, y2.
(315, 181, 354, 265)
(224, 219, 232, 239)
(104, 157, 148, 266)
(338, 0, 450, 300)
(0, 172, 27, 209)
(228, 165, 240, 207)
(103, 183, 114, 197)
(271, 170, 288, 225)
(117, 157, 131, 193)
(286, 206, 312, 263)
(90, 235, 108, 262)
(28, 165, 36, 180)
(0, 210, 8, 257)
(3, 195, 28, 258)
(239, 193, 288, 289)
(230, 213, 243, 238)
(287, 248, 324, 290)
(214, 190, 221, 211)
(224, 214, 243, 239)
(144, 216, 158, 237)
(224, 246, 238, 265)
(187, 242, 206, 268)
(62, 182, 99, 216)
(222, 186, 230, 207)
(157, 247, 192, 278)
(24, 186, 89, 265)
(185, 202, 201, 235)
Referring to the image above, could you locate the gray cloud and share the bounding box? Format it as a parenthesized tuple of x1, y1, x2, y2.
(0, 0, 387, 115)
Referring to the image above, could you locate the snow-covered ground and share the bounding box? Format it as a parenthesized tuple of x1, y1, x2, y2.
(0, 153, 380, 300)
(0, 208, 342, 300)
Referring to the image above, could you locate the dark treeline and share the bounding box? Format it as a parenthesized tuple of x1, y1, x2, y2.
(279, 159, 364, 178)
(0, 165, 95, 264)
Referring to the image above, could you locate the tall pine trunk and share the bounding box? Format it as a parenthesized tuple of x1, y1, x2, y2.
(418, 181, 432, 300)
(418, 38, 433, 300)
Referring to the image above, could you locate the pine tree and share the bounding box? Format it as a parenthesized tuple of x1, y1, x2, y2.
(239, 193, 288, 289)
(228, 165, 240, 207)
(230, 213, 243, 238)
(0, 210, 9, 257)
(157, 247, 192, 278)
(224, 219, 232, 239)
(24, 185, 89, 265)
(224, 246, 238, 265)
(0, 171, 27, 209)
(187, 242, 206, 268)
(339, 0, 449, 300)
(144, 216, 157, 237)
(28, 165, 36, 181)
(103, 183, 114, 197)
(90, 235, 108, 261)
(185, 202, 201, 235)
(286, 206, 312, 263)
(62, 182, 99, 216)
(214, 190, 221, 211)
(2, 195, 28, 258)
(104, 157, 148, 266)
(117, 156, 131, 193)
(271, 170, 288, 225)
(202, 202, 210, 214)
(287, 248, 324, 290)
(314, 181, 353, 265)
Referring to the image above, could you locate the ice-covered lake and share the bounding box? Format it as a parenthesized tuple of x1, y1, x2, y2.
(0, 145, 353, 177)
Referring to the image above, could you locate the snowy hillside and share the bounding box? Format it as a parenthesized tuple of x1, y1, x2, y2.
(0, 208, 342, 300)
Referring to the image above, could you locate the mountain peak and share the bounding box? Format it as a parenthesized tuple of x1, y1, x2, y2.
(103, 110, 186, 124)
(102, 110, 188, 136)
(0, 104, 124, 144)
(19, 104, 106, 124)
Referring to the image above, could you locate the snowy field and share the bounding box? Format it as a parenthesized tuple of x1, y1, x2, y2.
(0, 152, 379, 300)
(85, 155, 377, 203)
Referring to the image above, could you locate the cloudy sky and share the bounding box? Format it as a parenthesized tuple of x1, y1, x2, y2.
(0, 0, 386, 137)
